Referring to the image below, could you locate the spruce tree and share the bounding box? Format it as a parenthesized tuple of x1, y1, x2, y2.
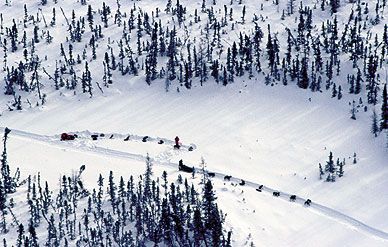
(330, 0, 340, 14)
(16, 224, 24, 247)
(325, 152, 335, 173)
(381, 84, 388, 130)
(298, 56, 309, 89)
(144, 154, 152, 200)
(354, 68, 362, 94)
(319, 163, 324, 180)
(1, 128, 15, 194)
(0, 180, 6, 233)
(372, 109, 380, 137)
(350, 100, 357, 120)
(202, 180, 223, 245)
(338, 159, 344, 177)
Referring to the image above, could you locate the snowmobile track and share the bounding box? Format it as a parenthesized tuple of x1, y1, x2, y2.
(4, 127, 388, 242)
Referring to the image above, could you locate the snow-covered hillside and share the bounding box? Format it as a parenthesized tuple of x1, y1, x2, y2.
(0, 0, 387, 246)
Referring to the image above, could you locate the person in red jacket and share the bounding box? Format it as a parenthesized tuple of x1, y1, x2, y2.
(174, 136, 180, 149)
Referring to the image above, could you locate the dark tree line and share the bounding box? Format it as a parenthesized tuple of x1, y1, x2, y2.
(0, 131, 231, 246)
(1, 0, 388, 145)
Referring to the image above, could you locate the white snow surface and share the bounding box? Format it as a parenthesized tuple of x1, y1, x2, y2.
(0, 0, 387, 246)
(2, 82, 388, 246)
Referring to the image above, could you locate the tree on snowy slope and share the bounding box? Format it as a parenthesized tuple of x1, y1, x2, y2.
(145, 22, 159, 85)
(330, 0, 340, 14)
(366, 55, 379, 105)
(319, 163, 324, 180)
(298, 55, 309, 89)
(0, 180, 7, 233)
(1, 128, 16, 194)
(202, 180, 224, 246)
(372, 109, 380, 137)
(82, 62, 93, 97)
(337, 159, 344, 177)
(325, 151, 336, 182)
(166, 26, 177, 81)
(287, 0, 296, 15)
(143, 154, 152, 201)
(381, 84, 388, 130)
(266, 25, 276, 76)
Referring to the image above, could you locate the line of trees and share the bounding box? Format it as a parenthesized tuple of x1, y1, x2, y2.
(0, 129, 231, 246)
(1, 0, 388, 145)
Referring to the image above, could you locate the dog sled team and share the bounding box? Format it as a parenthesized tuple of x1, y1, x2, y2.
(60, 132, 194, 150)
(61, 132, 312, 207)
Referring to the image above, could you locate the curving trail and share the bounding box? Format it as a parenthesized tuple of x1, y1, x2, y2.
(3, 127, 388, 242)
(64, 130, 196, 150)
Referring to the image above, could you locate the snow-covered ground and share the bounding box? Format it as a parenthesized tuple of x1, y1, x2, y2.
(2, 80, 388, 246)
(1, 0, 388, 245)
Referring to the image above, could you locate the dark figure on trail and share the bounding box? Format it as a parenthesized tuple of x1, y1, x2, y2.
(178, 159, 194, 173)
(174, 136, 180, 149)
(91, 134, 98, 140)
(61, 133, 77, 141)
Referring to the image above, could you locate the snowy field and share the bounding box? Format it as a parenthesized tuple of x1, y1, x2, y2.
(2, 81, 388, 246)
(0, 0, 387, 245)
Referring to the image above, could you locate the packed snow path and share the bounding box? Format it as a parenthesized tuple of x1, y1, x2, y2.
(3, 127, 388, 242)
(70, 130, 197, 150)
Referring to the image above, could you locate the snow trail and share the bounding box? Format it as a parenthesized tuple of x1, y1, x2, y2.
(4, 127, 388, 242)
(70, 130, 197, 150)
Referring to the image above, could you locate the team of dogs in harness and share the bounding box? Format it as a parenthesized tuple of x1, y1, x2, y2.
(61, 133, 311, 207)
(179, 159, 312, 206)
(60, 133, 195, 151)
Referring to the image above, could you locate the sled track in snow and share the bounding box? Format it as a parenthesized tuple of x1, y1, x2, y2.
(4, 128, 195, 161)
(70, 130, 197, 150)
(4, 127, 388, 242)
